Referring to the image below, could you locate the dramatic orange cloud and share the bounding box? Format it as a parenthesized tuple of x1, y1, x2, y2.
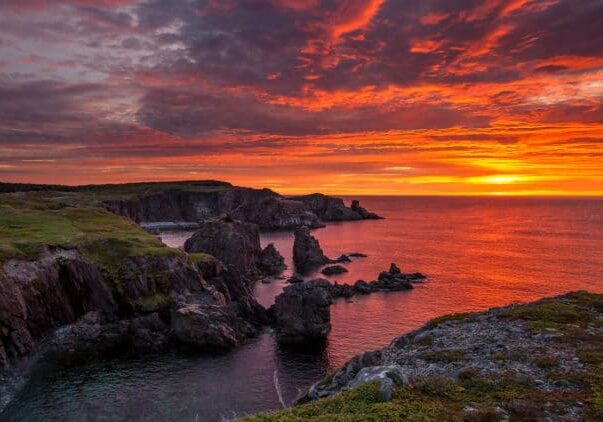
(0, 0, 602, 196)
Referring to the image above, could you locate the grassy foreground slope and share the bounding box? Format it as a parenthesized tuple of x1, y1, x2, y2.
(244, 292, 603, 421)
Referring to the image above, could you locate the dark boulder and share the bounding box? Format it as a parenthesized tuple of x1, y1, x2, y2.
(292, 226, 331, 273)
(258, 243, 286, 275)
(184, 218, 262, 278)
(270, 280, 332, 343)
(287, 273, 305, 284)
(321, 265, 349, 276)
(348, 252, 368, 258)
(171, 304, 246, 349)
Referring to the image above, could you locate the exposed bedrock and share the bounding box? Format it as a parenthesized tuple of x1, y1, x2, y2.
(0, 245, 267, 373)
(104, 186, 323, 230)
(351, 200, 382, 220)
(184, 218, 262, 278)
(184, 218, 286, 279)
(269, 280, 333, 344)
(270, 265, 427, 344)
(292, 226, 331, 273)
(258, 243, 286, 275)
(291, 193, 382, 221)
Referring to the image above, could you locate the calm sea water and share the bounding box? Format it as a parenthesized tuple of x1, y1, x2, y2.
(3, 197, 603, 421)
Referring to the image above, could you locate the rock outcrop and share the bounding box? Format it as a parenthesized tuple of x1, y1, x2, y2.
(269, 280, 333, 343)
(321, 265, 348, 276)
(1, 181, 384, 230)
(0, 244, 267, 374)
(102, 183, 324, 230)
(350, 200, 382, 219)
(292, 226, 331, 273)
(184, 218, 263, 278)
(292, 194, 382, 221)
(184, 218, 287, 281)
(292, 292, 603, 422)
(258, 243, 286, 275)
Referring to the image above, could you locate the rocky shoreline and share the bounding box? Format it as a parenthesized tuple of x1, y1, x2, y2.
(0, 182, 386, 413)
(245, 291, 603, 421)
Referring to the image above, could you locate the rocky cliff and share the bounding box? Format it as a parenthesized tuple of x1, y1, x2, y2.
(103, 186, 324, 230)
(0, 198, 267, 376)
(291, 193, 382, 221)
(0, 181, 382, 230)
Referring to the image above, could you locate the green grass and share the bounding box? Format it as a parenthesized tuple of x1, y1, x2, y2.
(425, 312, 475, 329)
(133, 292, 171, 313)
(241, 382, 453, 421)
(189, 252, 216, 265)
(0, 196, 179, 266)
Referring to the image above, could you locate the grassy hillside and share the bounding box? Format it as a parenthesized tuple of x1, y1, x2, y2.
(0, 195, 177, 265)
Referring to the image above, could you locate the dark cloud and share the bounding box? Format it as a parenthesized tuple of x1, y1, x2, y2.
(1, 0, 602, 160)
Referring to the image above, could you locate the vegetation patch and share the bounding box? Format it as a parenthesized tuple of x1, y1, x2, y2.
(189, 252, 216, 266)
(425, 312, 475, 329)
(532, 355, 560, 369)
(421, 349, 466, 363)
(133, 292, 171, 313)
(245, 293, 603, 421)
(0, 196, 179, 267)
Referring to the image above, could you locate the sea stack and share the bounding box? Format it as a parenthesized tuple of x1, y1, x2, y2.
(292, 226, 331, 273)
(270, 280, 333, 343)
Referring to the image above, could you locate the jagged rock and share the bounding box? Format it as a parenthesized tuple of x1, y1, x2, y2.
(293, 226, 331, 273)
(191, 254, 223, 280)
(351, 200, 382, 219)
(299, 350, 383, 403)
(0, 244, 267, 374)
(287, 273, 304, 284)
(389, 263, 401, 275)
(47, 312, 171, 364)
(103, 183, 324, 230)
(258, 243, 286, 275)
(353, 280, 372, 294)
(171, 304, 243, 349)
(270, 280, 332, 343)
(348, 252, 368, 258)
(291, 193, 362, 221)
(335, 254, 352, 263)
(330, 282, 354, 298)
(184, 218, 262, 278)
(321, 265, 348, 276)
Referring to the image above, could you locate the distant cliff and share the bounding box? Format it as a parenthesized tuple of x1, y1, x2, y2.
(0, 181, 382, 230)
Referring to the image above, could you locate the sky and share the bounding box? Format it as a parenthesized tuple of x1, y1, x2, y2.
(0, 0, 602, 195)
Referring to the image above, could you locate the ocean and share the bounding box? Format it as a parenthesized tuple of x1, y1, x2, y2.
(3, 197, 603, 421)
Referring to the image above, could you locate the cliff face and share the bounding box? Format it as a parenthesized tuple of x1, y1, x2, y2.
(0, 198, 267, 374)
(291, 194, 382, 221)
(103, 187, 323, 229)
(0, 246, 262, 370)
(1, 181, 383, 230)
